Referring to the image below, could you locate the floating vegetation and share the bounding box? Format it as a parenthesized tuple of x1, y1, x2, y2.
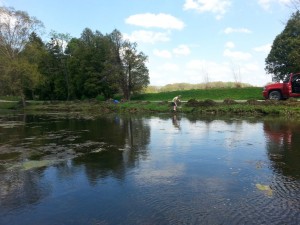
(6, 159, 54, 171)
(22, 160, 56, 171)
(0, 152, 21, 160)
(28, 151, 45, 160)
(256, 183, 273, 196)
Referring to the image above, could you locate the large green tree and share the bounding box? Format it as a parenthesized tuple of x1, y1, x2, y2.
(120, 41, 149, 100)
(0, 6, 149, 101)
(265, 11, 300, 81)
(20, 32, 47, 99)
(67, 28, 107, 99)
(67, 28, 123, 99)
(41, 31, 72, 100)
(0, 6, 44, 105)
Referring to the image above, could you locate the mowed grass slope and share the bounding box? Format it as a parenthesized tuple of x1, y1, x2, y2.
(132, 87, 263, 101)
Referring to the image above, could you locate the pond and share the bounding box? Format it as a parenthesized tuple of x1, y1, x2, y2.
(0, 112, 299, 225)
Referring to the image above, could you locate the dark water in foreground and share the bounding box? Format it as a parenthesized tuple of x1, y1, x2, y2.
(0, 113, 299, 225)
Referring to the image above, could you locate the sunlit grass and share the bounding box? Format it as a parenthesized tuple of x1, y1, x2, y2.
(132, 87, 263, 101)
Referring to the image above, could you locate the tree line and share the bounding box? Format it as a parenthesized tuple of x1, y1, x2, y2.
(2, 5, 300, 105)
(0, 7, 149, 105)
(265, 8, 300, 81)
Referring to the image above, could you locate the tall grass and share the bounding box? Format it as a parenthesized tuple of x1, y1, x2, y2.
(145, 82, 253, 93)
(0, 96, 20, 101)
(132, 87, 263, 101)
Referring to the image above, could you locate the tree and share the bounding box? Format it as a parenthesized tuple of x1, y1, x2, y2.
(291, 0, 300, 10)
(66, 28, 116, 99)
(105, 29, 125, 98)
(0, 6, 44, 105)
(265, 11, 300, 81)
(231, 63, 242, 88)
(120, 41, 149, 100)
(20, 32, 47, 99)
(66, 28, 132, 100)
(48, 31, 72, 100)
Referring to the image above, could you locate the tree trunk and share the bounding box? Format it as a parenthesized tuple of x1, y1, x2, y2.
(21, 94, 26, 107)
(127, 66, 132, 100)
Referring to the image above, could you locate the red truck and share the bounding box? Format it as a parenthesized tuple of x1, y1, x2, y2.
(263, 73, 300, 100)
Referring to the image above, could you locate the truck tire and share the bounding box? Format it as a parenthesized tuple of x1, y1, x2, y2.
(268, 90, 282, 100)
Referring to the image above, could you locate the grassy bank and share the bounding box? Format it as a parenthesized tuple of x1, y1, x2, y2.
(11, 98, 299, 119)
(2, 87, 300, 118)
(132, 87, 263, 101)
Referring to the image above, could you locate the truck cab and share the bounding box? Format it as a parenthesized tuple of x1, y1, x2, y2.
(263, 73, 300, 100)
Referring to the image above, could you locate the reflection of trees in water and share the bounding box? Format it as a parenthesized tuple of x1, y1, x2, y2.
(73, 149, 126, 184)
(264, 120, 300, 209)
(264, 120, 300, 178)
(0, 168, 51, 211)
(0, 114, 26, 145)
(0, 114, 151, 210)
(70, 116, 151, 184)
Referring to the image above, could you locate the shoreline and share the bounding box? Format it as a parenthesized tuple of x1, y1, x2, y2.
(1, 99, 293, 119)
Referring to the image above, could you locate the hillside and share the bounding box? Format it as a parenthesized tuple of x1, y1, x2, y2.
(145, 82, 254, 93)
(133, 87, 263, 101)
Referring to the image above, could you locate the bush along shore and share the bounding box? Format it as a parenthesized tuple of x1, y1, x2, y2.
(1, 98, 300, 118)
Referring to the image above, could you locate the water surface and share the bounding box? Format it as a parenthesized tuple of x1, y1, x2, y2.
(0, 113, 299, 225)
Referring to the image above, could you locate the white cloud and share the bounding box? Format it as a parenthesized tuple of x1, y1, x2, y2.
(149, 67, 182, 85)
(173, 44, 191, 56)
(224, 27, 252, 34)
(149, 58, 270, 86)
(148, 63, 181, 85)
(183, 59, 269, 86)
(186, 59, 229, 73)
(258, 0, 291, 10)
(240, 62, 270, 85)
(183, 0, 231, 19)
(125, 13, 185, 30)
(152, 45, 191, 59)
(242, 62, 260, 73)
(254, 44, 272, 54)
(223, 49, 252, 61)
(225, 41, 235, 48)
(123, 30, 170, 44)
(160, 63, 180, 72)
(258, 0, 271, 9)
(185, 59, 232, 83)
(153, 49, 172, 58)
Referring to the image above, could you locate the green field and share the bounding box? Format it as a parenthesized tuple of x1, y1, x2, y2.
(1, 85, 300, 118)
(132, 87, 263, 101)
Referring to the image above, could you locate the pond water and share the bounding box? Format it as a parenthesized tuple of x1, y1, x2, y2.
(0, 112, 299, 225)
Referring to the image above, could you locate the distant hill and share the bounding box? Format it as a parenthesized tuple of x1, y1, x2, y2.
(145, 82, 253, 93)
(132, 87, 263, 101)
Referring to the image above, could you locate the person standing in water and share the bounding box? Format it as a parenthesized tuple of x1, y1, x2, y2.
(172, 95, 181, 112)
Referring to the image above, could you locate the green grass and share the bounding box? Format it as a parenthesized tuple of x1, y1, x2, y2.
(13, 97, 300, 119)
(132, 87, 263, 101)
(0, 96, 21, 101)
(0, 102, 19, 110)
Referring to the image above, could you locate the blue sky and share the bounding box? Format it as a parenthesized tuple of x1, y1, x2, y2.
(1, 0, 295, 86)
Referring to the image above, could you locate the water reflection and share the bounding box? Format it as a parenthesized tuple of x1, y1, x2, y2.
(0, 168, 51, 211)
(0, 113, 299, 225)
(172, 114, 181, 130)
(264, 118, 300, 178)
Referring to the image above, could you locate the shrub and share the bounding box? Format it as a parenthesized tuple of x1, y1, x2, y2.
(186, 99, 200, 107)
(247, 99, 260, 105)
(200, 99, 216, 106)
(223, 99, 236, 105)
